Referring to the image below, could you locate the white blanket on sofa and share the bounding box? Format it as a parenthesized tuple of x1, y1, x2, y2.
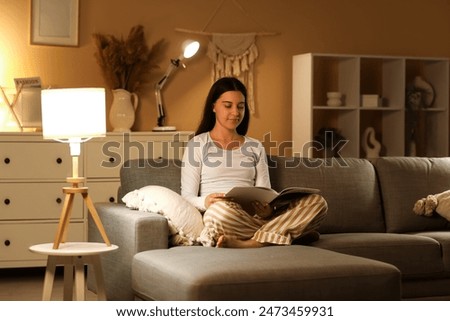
(413, 190, 450, 221)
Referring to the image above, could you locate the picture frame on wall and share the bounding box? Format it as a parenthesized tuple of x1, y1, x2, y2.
(30, 0, 79, 47)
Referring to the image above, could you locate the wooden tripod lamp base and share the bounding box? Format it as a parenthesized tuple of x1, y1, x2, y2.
(53, 177, 111, 249)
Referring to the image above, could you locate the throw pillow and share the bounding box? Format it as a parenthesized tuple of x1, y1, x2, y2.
(122, 185, 204, 246)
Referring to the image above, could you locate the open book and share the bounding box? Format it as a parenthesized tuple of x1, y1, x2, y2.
(225, 186, 320, 214)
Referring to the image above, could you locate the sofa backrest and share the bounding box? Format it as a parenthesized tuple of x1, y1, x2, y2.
(119, 158, 182, 202)
(373, 157, 450, 233)
(118, 156, 450, 234)
(119, 157, 386, 234)
(267, 156, 386, 234)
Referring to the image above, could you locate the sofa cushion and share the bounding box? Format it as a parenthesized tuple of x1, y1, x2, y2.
(120, 158, 182, 201)
(268, 157, 385, 233)
(374, 157, 450, 233)
(413, 231, 450, 273)
(132, 246, 401, 300)
(313, 233, 445, 278)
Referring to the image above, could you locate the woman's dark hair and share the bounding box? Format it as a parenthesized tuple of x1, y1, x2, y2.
(195, 77, 250, 136)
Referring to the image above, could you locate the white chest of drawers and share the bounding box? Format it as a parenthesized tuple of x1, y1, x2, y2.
(0, 131, 193, 267)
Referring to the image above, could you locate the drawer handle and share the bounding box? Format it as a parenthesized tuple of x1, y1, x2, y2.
(56, 158, 63, 164)
(109, 157, 115, 163)
(109, 197, 115, 203)
(56, 198, 62, 204)
(4, 240, 10, 246)
(4, 157, 10, 164)
(4, 198, 10, 205)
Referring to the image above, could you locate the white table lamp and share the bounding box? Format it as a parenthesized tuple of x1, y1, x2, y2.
(154, 40, 200, 131)
(41, 88, 111, 249)
(41, 88, 106, 177)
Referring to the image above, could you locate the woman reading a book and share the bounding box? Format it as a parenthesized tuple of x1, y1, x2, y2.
(181, 77, 327, 248)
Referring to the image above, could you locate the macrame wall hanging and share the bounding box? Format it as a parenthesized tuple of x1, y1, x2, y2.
(176, 0, 278, 114)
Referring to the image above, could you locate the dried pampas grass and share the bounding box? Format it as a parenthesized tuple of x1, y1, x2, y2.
(93, 25, 165, 94)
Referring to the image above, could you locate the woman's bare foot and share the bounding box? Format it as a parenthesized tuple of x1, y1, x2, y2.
(216, 235, 266, 248)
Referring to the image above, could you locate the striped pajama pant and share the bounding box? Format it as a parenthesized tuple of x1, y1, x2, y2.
(202, 193, 328, 246)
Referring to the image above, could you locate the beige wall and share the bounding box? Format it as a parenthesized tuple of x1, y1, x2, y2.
(1, 0, 449, 147)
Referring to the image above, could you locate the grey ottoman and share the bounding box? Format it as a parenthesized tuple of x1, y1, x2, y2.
(131, 245, 401, 300)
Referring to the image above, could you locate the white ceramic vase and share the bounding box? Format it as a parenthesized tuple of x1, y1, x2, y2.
(109, 89, 138, 132)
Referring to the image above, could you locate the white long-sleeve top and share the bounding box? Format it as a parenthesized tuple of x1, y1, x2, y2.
(181, 132, 271, 211)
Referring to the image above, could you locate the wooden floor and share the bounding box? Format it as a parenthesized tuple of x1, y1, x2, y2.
(0, 267, 98, 301)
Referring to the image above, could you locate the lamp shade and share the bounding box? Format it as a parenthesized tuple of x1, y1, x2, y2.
(41, 88, 106, 140)
(182, 41, 200, 59)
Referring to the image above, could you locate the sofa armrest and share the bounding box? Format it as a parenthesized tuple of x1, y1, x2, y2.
(88, 202, 169, 300)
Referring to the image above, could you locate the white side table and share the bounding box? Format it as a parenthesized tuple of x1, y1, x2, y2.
(29, 242, 118, 301)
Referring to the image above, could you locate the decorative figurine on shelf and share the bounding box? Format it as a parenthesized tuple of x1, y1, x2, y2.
(326, 92, 343, 107)
(361, 127, 381, 159)
(405, 76, 435, 156)
(314, 127, 346, 158)
(406, 76, 435, 113)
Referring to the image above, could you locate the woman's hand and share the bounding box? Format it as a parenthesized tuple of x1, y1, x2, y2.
(252, 201, 273, 219)
(205, 193, 231, 208)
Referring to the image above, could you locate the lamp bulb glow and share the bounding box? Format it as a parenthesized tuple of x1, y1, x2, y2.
(183, 41, 200, 59)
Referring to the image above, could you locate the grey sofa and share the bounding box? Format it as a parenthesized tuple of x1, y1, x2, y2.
(88, 156, 450, 300)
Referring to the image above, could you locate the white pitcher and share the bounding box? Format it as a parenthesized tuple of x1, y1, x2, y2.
(109, 89, 138, 132)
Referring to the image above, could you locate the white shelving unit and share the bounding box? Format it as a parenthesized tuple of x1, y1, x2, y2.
(292, 53, 449, 158)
